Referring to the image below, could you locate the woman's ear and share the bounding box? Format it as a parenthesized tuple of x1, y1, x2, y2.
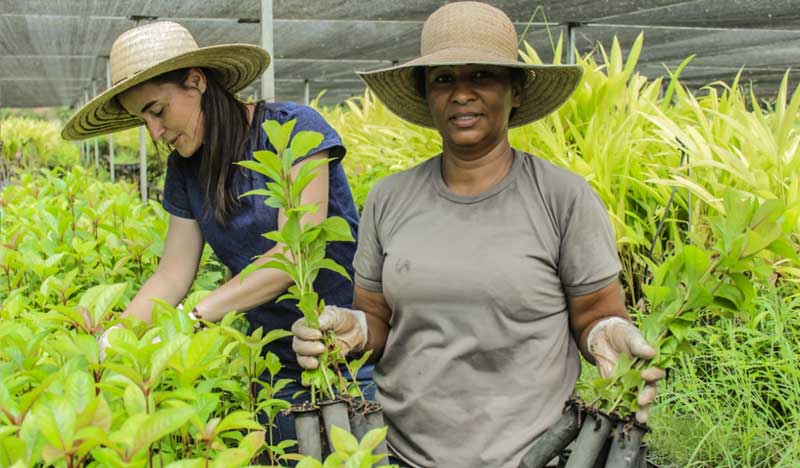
(184, 68, 207, 94)
(511, 81, 523, 108)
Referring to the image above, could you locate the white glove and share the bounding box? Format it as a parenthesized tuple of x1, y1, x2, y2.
(291, 305, 368, 370)
(587, 317, 666, 423)
(98, 303, 202, 361)
(98, 324, 123, 362)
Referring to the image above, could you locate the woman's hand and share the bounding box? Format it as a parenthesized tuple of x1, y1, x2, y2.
(291, 305, 368, 369)
(587, 317, 666, 423)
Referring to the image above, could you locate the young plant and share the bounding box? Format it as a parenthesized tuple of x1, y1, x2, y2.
(237, 119, 360, 404)
(586, 190, 798, 418)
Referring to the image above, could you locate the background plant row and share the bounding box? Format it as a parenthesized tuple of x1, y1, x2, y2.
(1, 35, 799, 467)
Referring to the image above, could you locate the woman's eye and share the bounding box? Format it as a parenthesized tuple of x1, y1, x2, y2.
(474, 71, 494, 80)
(433, 74, 452, 84)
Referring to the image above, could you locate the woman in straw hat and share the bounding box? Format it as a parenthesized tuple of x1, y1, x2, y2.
(292, 2, 664, 467)
(62, 21, 373, 445)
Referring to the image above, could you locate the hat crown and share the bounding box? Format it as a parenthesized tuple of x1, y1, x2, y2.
(420, 1, 518, 60)
(109, 21, 199, 85)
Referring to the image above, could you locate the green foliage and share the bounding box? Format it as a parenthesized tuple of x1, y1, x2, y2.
(648, 289, 800, 467)
(238, 119, 359, 403)
(583, 192, 795, 417)
(297, 426, 396, 468)
(0, 117, 80, 177)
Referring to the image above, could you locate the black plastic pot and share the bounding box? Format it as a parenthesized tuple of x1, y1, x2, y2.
(603, 424, 647, 468)
(349, 400, 389, 465)
(293, 406, 323, 460)
(564, 412, 612, 468)
(518, 401, 582, 468)
(320, 399, 352, 451)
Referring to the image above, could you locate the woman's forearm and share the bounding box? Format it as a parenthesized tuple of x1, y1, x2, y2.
(194, 244, 295, 321)
(122, 271, 194, 324)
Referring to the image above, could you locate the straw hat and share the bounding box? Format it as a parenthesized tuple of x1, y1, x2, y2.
(358, 1, 582, 128)
(62, 21, 270, 140)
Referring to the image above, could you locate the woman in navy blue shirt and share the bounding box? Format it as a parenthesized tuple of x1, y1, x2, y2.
(62, 21, 372, 442)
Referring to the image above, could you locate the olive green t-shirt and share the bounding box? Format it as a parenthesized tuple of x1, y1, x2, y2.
(354, 150, 621, 468)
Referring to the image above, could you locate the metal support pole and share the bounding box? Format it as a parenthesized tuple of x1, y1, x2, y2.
(92, 80, 99, 175)
(261, 0, 275, 101)
(139, 126, 147, 202)
(106, 60, 115, 182)
(304, 80, 310, 106)
(567, 23, 578, 65)
(83, 90, 89, 163)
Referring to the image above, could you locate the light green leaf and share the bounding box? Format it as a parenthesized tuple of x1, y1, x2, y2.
(147, 334, 189, 385)
(130, 406, 195, 456)
(330, 425, 359, 455)
(123, 384, 147, 416)
(358, 426, 388, 452)
(290, 131, 325, 161)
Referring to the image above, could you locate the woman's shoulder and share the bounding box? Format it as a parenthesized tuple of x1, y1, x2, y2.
(261, 101, 323, 125)
(366, 156, 438, 203)
(517, 150, 592, 194)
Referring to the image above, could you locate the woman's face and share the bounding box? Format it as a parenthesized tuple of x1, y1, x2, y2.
(425, 65, 521, 158)
(118, 69, 206, 157)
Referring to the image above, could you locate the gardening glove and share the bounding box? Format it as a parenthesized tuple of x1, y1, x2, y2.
(98, 324, 123, 362)
(587, 316, 666, 424)
(292, 305, 368, 370)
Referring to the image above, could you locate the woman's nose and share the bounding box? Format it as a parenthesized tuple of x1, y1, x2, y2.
(451, 77, 476, 103)
(145, 119, 165, 141)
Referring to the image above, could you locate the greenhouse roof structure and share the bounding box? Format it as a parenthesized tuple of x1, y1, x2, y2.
(2, 0, 800, 109)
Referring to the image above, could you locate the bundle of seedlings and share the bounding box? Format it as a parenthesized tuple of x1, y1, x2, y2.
(239, 118, 388, 465)
(519, 191, 797, 468)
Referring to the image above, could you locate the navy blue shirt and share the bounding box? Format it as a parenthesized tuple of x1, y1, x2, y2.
(162, 101, 360, 381)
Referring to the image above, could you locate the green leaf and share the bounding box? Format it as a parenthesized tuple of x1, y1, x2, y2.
(130, 406, 194, 456)
(330, 425, 359, 455)
(749, 198, 785, 229)
(358, 426, 388, 452)
(78, 283, 127, 327)
(264, 351, 283, 378)
(214, 410, 263, 434)
(290, 131, 325, 161)
(123, 384, 147, 416)
(264, 118, 297, 156)
(236, 160, 278, 180)
(297, 458, 324, 468)
(319, 217, 355, 242)
(641, 285, 671, 309)
(65, 371, 94, 414)
(316, 258, 351, 281)
(766, 238, 800, 263)
(147, 334, 189, 385)
(682, 245, 710, 284)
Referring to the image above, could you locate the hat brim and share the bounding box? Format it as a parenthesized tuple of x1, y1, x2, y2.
(61, 44, 270, 140)
(358, 48, 582, 129)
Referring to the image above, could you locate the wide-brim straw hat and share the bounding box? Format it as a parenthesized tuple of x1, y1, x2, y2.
(62, 21, 270, 140)
(358, 1, 582, 129)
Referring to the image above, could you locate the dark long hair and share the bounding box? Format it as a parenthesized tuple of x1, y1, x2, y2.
(146, 68, 250, 225)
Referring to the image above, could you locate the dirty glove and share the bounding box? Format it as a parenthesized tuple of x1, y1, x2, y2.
(587, 317, 666, 424)
(292, 305, 368, 370)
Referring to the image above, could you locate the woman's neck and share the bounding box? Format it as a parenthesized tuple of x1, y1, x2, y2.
(441, 140, 514, 197)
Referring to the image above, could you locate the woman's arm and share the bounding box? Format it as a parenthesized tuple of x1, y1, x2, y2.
(193, 152, 331, 321)
(353, 285, 393, 361)
(123, 215, 204, 324)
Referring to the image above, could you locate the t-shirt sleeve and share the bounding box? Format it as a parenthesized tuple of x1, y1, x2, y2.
(558, 182, 622, 296)
(161, 156, 194, 219)
(280, 103, 346, 164)
(353, 185, 385, 292)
